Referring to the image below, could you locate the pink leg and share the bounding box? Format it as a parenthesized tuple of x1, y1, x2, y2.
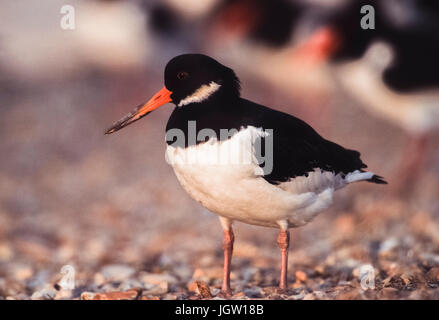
(221, 228, 234, 296)
(277, 229, 290, 291)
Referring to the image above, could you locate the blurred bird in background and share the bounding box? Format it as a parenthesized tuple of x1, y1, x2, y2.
(0, 0, 151, 80)
(298, 0, 439, 193)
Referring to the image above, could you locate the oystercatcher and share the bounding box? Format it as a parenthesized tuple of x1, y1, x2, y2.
(106, 54, 386, 295)
(296, 0, 439, 193)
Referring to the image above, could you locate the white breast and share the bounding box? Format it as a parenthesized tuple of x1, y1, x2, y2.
(165, 126, 367, 228)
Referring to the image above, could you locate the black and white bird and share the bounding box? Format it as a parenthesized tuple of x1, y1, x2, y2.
(106, 54, 386, 296)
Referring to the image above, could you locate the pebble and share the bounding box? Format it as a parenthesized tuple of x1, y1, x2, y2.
(101, 264, 135, 281)
(244, 287, 262, 298)
(313, 291, 326, 299)
(192, 267, 223, 279)
(196, 281, 213, 299)
(295, 270, 307, 283)
(173, 266, 192, 280)
(93, 273, 105, 286)
(142, 281, 168, 295)
(427, 267, 439, 281)
(288, 291, 306, 300)
(10, 264, 33, 281)
(31, 286, 57, 300)
(141, 295, 160, 300)
(421, 253, 439, 266)
(187, 281, 198, 293)
(0, 243, 12, 261)
(118, 279, 144, 291)
(379, 287, 399, 299)
(139, 272, 178, 285)
(379, 238, 399, 256)
(27, 270, 51, 291)
(54, 290, 73, 300)
(303, 293, 315, 300)
(81, 289, 140, 300)
(80, 292, 96, 300)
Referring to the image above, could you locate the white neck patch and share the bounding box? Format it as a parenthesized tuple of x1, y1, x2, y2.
(178, 81, 221, 107)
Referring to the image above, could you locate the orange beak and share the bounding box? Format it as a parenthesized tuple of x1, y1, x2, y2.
(294, 27, 340, 63)
(105, 86, 172, 134)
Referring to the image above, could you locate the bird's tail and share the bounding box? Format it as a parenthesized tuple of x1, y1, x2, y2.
(344, 171, 387, 185)
(367, 174, 387, 184)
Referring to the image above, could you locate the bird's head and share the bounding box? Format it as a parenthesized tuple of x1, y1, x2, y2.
(105, 54, 240, 134)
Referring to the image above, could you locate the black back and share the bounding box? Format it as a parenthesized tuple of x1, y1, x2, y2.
(166, 97, 383, 184)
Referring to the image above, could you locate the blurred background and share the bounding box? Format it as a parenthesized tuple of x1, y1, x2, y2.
(0, 0, 438, 300)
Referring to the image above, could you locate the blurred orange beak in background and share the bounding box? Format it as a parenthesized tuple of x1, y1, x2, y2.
(295, 27, 340, 63)
(105, 87, 172, 134)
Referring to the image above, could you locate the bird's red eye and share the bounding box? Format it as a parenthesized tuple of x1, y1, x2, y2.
(177, 71, 189, 80)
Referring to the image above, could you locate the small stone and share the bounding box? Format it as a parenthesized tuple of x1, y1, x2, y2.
(93, 273, 105, 286)
(421, 253, 439, 267)
(187, 281, 198, 292)
(210, 288, 220, 296)
(192, 267, 223, 279)
(379, 238, 399, 256)
(400, 274, 411, 285)
(233, 291, 246, 297)
(86, 289, 141, 300)
(192, 268, 205, 278)
(30, 291, 43, 300)
(80, 292, 96, 300)
(31, 286, 57, 300)
(11, 265, 33, 281)
(303, 293, 315, 300)
(141, 296, 160, 300)
(101, 264, 135, 282)
(379, 287, 399, 299)
(173, 266, 192, 280)
(139, 272, 178, 285)
(142, 281, 168, 295)
(314, 265, 325, 275)
(295, 270, 307, 283)
(0, 243, 12, 261)
(313, 291, 326, 299)
(244, 287, 262, 298)
(118, 279, 144, 291)
(292, 282, 304, 289)
(54, 290, 73, 300)
(196, 281, 213, 299)
(27, 270, 50, 292)
(427, 267, 439, 281)
(242, 268, 258, 282)
(288, 291, 306, 300)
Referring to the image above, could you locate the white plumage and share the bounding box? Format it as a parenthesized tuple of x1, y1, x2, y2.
(166, 126, 377, 228)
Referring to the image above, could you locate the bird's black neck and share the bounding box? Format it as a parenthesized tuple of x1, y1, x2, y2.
(165, 96, 244, 147)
